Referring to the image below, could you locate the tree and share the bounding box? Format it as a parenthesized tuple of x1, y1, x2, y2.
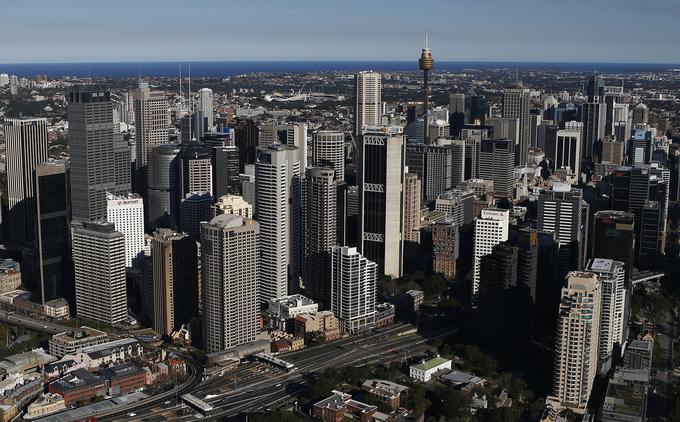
(421, 275, 447, 298)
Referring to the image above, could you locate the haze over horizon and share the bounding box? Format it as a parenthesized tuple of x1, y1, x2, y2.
(2, 0, 679, 64)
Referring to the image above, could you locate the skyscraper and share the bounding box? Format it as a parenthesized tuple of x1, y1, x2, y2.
(581, 100, 606, 160)
(151, 229, 198, 337)
(212, 145, 240, 198)
(33, 160, 72, 305)
(179, 192, 213, 239)
(478, 139, 514, 197)
(106, 193, 145, 268)
(330, 246, 377, 333)
(312, 131, 345, 181)
(69, 86, 128, 222)
(255, 143, 301, 301)
(472, 208, 510, 299)
(537, 183, 588, 276)
(179, 141, 213, 197)
(592, 210, 635, 286)
(551, 271, 601, 411)
(302, 167, 337, 308)
(502, 83, 531, 166)
(72, 222, 127, 325)
(147, 143, 181, 229)
(354, 71, 381, 136)
(214, 195, 253, 219)
(134, 82, 169, 191)
(197, 87, 214, 129)
(358, 128, 404, 277)
(403, 173, 421, 243)
(552, 121, 583, 176)
(4, 118, 49, 250)
(586, 258, 626, 366)
(201, 214, 259, 353)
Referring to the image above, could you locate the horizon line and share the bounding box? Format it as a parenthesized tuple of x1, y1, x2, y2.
(2, 59, 680, 66)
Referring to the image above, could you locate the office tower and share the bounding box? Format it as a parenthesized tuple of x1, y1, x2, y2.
(428, 120, 449, 143)
(476, 241, 532, 353)
(403, 173, 421, 243)
(434, 188, 474, 226)
(255, 144, 301, 301)
(201, 214, 259, 353)
(449, 93, 465, 115)
(151, 229, 198, 337)
(330, 246, 377, 333)
(581, 100, 607, 160)
(258, 122, 308, 169)
(537, 183, 588, 276)
(134, 82, 169, 192)
(113, 133, 132, 190)
(449, 93, 466, 137)
(4, 118, 49, 250)
(33, 160, 71, 304)
(106, 193, 145, 268)
(180, 141, 213, 197)
(240, 164, 256, 207)
(592, 211, 635, 286)
(147, 143, 181, 229)
(587, 72, 606, 102)
(486, 116, 520, 145)
(302, 167, 337, 308)
(668, 145, 680, 203)
(72, 222, 127, 325)
(551, 122, 583, 176)
(197, 88, 214, 129)
(180, 192, 213, 239)
(601, 138, 625, 165)
(551, 272, 601, 411)
(611, 164, 668, 266)
(632, 103, 648, 126)
(628, 129, 653, 166)
(419, 42, 434, 142)
(234, 118, 259, 166)
(478, 139, 514, 197)
(358, 128, 404, 277)
(502, 84, 531, 166)
(586, 259, 626, 365)
(211, 145, 240, 198)
(313, 131, 345, 181)
(354, 71, 381, 135)
(69, 86, 128, 222)
(639, 201, 662, 267)
(427, 220, 459, 279)
(463, 138, 480, 180)
(214, 195, 253, 218)
(468, 95, 487, 125)
(472, 208, 510, 299)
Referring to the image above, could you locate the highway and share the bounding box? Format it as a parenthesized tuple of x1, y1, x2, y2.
(119, 323, 455, 421)
(0, 310, 71, 335)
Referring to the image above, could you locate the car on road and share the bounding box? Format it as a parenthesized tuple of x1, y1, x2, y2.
(275, 383, 282, 387)
(127, 412, 137, 417)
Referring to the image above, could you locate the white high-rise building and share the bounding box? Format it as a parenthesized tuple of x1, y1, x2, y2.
(214, 195, 253, 219)
(354, 71, 381, 135)
(4, 118, 49, 251)
(312, 130, 345, 181)
(134, 82, 169, 170)
(106, 193, 145, 268)
(198, 88, 214, 129)
(254, 143, 301, 302)
(72, 222, 127, 325)
(330, 246, 377, 333)
(551, 271, 601, 412)
(586, 258, 626, 363)
(555, 121, 583, 176)
(0, 73, 9, 86)
(201, 214, 259, 353)
(472, 208, 510, 299)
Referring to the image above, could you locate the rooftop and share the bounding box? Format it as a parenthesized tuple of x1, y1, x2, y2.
(602, 379, 646, 417)
(52, 326, 108, 343)
(411, 356, 451, 372)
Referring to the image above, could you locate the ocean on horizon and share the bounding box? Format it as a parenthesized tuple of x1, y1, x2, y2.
(0, 61, 678, 78)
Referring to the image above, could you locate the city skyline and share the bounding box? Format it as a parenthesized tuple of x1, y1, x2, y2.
(2, 0, 680, 64)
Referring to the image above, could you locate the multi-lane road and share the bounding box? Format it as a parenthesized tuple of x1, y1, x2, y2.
(0, 310, 72, 335)
(120, 323, 451, 421)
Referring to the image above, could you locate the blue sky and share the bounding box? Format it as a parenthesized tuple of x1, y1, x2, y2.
(1, 0, 678, 63)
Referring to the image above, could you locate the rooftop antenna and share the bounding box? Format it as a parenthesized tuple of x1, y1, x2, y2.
(189, 65, 196, 142)
(425, 32, 428, 49)
(179, 64, 183, 115)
